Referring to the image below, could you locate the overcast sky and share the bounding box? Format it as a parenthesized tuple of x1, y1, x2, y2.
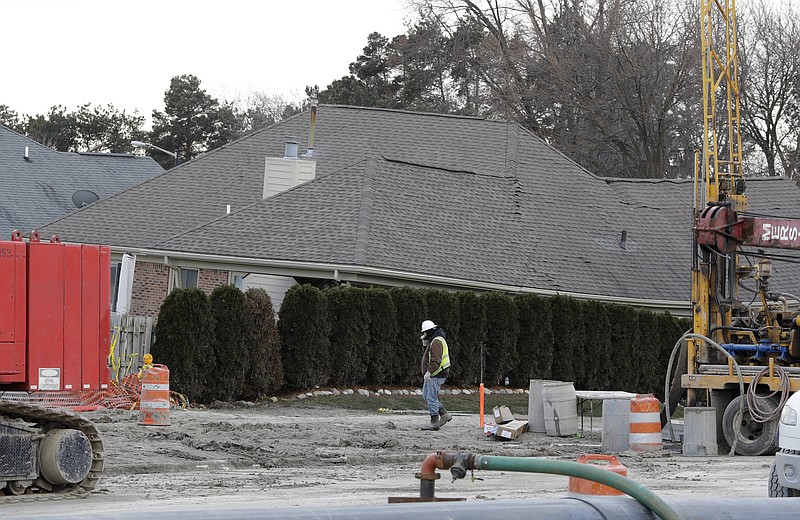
(1, 0, 411, 121)
(2, 0, 791, 125)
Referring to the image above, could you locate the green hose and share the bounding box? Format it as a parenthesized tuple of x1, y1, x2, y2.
(475, 455, 682, 520)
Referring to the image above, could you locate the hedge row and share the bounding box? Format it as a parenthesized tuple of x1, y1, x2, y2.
(153, 285, 690, 403)
(151, 287, 282, 403)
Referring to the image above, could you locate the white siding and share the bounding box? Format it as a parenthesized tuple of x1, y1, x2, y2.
(243, 274, 297, 313)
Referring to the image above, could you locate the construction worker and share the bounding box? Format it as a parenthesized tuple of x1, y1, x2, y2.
(420, 319, 452, 431)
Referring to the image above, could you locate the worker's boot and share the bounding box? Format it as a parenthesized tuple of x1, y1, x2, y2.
(421, 415, 441, 431)
(438, 406, 452, 426)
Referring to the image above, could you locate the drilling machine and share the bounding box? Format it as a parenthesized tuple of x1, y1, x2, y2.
(682, 0, 800, 460)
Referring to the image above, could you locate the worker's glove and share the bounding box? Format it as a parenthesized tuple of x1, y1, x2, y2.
(424, 371, 432, 382)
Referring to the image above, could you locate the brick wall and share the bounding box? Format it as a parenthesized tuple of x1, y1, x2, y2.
(198, 268, 229, 295)
(130, 262, 170, 318)
(129, 262, 231, 318)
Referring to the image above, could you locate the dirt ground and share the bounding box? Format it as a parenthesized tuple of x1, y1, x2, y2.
(5, 399, 776, 518)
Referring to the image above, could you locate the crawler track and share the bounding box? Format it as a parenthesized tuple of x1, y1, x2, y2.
(0, 399, 104, 501)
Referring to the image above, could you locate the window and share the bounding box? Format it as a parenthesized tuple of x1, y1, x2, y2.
(180, 268, 199, 289)
(230, 272, 247, 292)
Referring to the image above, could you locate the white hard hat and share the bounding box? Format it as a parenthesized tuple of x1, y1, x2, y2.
(421, 320, 437, 333)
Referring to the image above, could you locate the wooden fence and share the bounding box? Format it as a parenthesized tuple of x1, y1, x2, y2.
(110, 314, 154, 382)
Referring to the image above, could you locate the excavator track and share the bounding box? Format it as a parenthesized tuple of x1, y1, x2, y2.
(0, 399, 104, 502)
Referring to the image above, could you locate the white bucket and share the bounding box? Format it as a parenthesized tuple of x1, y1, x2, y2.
(528, 379, 559, 433)
(601, 398, 631, 453)
(543, 382, 578, 437)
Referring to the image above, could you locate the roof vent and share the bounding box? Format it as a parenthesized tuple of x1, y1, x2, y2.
(284, 140, 299, 159)
(23, 146, 30, 161)
(620, 230, 628, 250)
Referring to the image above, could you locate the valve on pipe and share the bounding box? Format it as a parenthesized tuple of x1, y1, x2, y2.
(387, 452, 465, 503)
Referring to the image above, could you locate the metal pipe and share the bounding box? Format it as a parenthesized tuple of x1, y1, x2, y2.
(15, 497, 800, 519)
(306, 100, 317, 156)
(721, 342, 789, 356)
(415, 453, 439, 499)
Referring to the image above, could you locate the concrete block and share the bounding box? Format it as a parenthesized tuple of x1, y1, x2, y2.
(602, 397, 630, 454)
(683, 407, 719, 456)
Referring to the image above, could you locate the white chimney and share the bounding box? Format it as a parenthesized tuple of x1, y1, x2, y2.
(264, 157, 316, 199)
(24, 146, 29, 160)
(264, 98, 321, 198)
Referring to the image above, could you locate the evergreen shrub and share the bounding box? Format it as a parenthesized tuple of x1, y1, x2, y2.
(389, 287, 427, 385)
(455, 291, 485, 386)
(514, 294, 553, 386)
(606, 304, 640, 391)
(481, 292, 518, 385)
(151, 288, 215, 403)
(549, 295, 581, 385)
(633, 309, 659, 393)
(580, 300, 612, 390)
(208, 285, 251, 401)
(244, 288, 282, 399)
(279, 284, 331, 390)
(364, 288, 397, 385)
(326, 286, 369, 387)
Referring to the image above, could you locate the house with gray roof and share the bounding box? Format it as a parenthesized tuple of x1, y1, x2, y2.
(0, 124, 163, 239)
(37, 105, 800, 317)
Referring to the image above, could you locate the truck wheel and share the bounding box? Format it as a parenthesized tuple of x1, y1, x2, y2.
(769, 459, 800, 497)
(722, 395, 779, 456)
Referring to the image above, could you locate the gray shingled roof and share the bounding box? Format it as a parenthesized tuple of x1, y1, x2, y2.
(38, 105, 800, 304)
(40, 106, 533, 248)
(0, 125, 163, 238)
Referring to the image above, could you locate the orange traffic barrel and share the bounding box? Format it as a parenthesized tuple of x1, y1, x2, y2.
(568, 454, 627, 496)
(629, 394, 662, 451)
(139, 364, 171, 426)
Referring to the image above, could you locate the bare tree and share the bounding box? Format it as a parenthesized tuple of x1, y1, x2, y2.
(234, 91, 300, 132)
(739, 0, 800, 178)
(423, 0, 700, 178)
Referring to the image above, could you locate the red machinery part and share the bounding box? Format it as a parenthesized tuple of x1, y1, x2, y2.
(0, 240, 27, 384)
(0, 238, 110, 392)
(697, 205, 800, 254)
